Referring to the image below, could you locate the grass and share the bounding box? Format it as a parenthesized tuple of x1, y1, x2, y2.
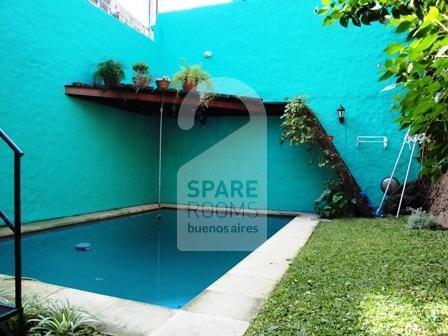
(245, 218, 448, 336)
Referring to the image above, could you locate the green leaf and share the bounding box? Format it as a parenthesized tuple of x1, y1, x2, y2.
(425, 6, 440, 23)
(339, 16, 349, 28)
(385, 43, 405, 54)
(395, 21, 412, 33)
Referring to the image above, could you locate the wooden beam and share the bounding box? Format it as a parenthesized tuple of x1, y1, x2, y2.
(64, 84, 270, 115)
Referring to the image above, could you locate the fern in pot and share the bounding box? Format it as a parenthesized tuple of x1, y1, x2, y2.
(93, 60, 125, 88)
(172, 63, 213, 92)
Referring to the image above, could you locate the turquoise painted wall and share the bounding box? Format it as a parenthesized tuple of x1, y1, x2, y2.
(162, 116, 332, 213)
(0, 0, 420, 222)
(155, 0, 419, 209)
(0, 1, 161, 223)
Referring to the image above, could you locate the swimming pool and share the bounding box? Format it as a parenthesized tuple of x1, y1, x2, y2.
(0, 210, 291, 308)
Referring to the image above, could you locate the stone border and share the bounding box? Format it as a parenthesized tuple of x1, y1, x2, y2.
(1, 215, 318, 335)
(0, 205, 159, 238)
(161, 203, 305, 218)
(0, 204, 306, 239)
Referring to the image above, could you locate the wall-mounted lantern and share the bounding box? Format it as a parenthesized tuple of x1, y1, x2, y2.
(337, 105, 345, 124)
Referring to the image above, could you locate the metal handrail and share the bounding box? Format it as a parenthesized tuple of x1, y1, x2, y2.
(0, 128, 24, 330)
(0, 129, 24, 156)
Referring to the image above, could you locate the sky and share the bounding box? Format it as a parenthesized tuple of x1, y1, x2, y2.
(158, 0, 233, 13)
(118, 0, 232, 23)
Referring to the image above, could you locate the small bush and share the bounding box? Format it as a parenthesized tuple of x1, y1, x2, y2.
(314, 179, 349, 219)
(407, 208, 439, 230)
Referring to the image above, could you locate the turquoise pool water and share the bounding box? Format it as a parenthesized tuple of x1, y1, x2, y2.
(0, 210, 291, 308)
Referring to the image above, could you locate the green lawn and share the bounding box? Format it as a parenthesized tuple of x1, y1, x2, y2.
(246, 218, 448, 336)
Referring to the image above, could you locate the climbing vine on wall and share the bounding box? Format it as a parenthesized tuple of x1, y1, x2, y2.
(280, 97, 373, 217)
(280, 98, 335, 169)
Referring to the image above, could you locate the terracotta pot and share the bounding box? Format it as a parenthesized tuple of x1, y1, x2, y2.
(182, 80, 197, 92)
(156, 79, 170, 91)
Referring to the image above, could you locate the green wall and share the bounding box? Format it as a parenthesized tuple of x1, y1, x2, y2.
(156, 0, 419, 209)
(0, 1, 160, 223)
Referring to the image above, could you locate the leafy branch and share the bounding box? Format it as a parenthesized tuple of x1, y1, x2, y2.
(319, 0, 448, 180)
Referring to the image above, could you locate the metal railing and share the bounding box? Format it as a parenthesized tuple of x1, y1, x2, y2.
(0, 129, 24, 330)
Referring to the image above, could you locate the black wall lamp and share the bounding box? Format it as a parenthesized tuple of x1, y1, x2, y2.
(337, 105, 346, 124)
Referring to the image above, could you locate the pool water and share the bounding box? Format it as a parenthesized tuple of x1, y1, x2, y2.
(0, 210, 291, 308)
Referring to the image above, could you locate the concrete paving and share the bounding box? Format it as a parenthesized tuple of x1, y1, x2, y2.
(0, 215, 318, 335)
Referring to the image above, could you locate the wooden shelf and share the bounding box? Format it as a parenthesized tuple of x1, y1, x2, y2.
(64, 84, 285, 117)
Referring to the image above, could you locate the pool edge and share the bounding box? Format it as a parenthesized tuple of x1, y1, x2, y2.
(0, 204, 309, 238)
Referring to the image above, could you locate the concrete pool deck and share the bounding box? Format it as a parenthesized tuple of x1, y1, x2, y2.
(0, 214, 319, 335)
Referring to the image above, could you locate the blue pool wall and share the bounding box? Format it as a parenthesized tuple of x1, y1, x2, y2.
(0, 0, 162, 222)
(155, 0, 420, 209)
(0, 0, 420, 223)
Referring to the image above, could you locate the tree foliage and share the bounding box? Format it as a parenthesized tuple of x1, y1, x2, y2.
(319, 0, 448, 180)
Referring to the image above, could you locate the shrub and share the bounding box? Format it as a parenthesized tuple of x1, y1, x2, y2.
(314, 179, 349, 219)
(407, 208, 439, 230)
(93, 60, 125, 88)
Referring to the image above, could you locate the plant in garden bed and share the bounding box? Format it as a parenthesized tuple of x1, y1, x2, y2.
(0, 290, 105, 336)
(407, 207, 440, 229)
(93, 60, 125, 88)
(315, 179, 350, 218)
(318, 0, 448, 181)
(30, 300, 100, 336)
(132, 62, 151, 92)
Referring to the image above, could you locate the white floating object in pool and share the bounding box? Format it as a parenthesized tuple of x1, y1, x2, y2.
(75, 242, 91, 252)
(203, 50, 213, 58)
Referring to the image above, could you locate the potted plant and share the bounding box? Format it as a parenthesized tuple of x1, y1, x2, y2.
(93, 60, 125, 88)
(155, 76, 171, 91)
(132, 62, 152, 92)
(172, 63, 213, 92)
